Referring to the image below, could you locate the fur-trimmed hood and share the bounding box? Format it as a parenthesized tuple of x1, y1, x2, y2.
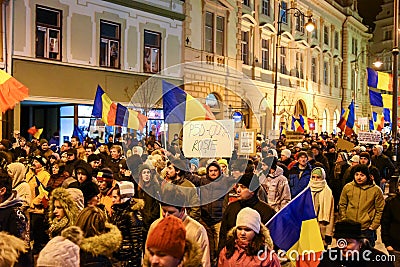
(226, 224, 274, 250)
(48, 187, 80, 224)
(80, 223, 122, 257)
(143, 238, 202, 267)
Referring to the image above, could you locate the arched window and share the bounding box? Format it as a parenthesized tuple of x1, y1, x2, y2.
(206, 93, 220, 109)
(333, 110, 340, 134)
(294, 100, 307, 116)
(322, 109, 328, 133)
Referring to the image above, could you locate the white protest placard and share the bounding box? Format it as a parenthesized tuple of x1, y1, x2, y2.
(268, 130, 280, 140)
(182, 120, 235, 158)
(238, 129, 257, 155)
(358, 131, 381, 145)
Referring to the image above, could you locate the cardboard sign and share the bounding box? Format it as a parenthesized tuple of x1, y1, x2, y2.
(182, 120, 235, 158)
(285, 131, 304, 144)
(358, 131, 381, 145)
(238, 129, 257, 155)
(337, 138, 355, 152)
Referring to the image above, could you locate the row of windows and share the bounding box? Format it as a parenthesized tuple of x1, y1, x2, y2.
(244, 0, 341, 49)
(242, 34, 340, 87)
(35, 5, 161, 73)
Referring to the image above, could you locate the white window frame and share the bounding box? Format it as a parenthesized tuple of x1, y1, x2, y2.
(144, 30, 161, 73)
(324, 61, 329, 85)
(35, 5, 61, 60)
(241, 31, 249, 65)
(99, 20, 120, 68)
(261, 38, 270, 70)
(262, 0, 270, 16)
(204, 11, 226, 56)
(311, 57, 317, 83)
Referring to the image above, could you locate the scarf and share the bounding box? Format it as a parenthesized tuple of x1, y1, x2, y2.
(309, 180, 326, 192)
(48, 216, 70, 238)
(309, 180, 333, 223)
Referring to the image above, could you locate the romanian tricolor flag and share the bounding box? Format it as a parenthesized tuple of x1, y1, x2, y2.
(28, 126, 43, 139)
(0, 69, 29, 113)
(92, 85, 148, 130)
(337, 100, 355, 137)
(367, 67, 392, 91)
(369, 89, 398, 109)
(291, 116, 305, 133)
(267, 187, 324, 266)
(162, 80, 215, 123)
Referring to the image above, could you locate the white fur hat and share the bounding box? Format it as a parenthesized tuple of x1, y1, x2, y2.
(281, 149, 291, 158)
(236, 207, 261, 234)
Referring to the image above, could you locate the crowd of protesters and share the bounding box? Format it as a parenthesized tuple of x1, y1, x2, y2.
(0, 130, 399, 266)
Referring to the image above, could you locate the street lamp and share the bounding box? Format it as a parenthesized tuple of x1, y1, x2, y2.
(391, 0, 399, 193)
(273, 4, 314, 130)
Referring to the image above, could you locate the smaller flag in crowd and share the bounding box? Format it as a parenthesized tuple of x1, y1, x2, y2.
(337, 100, 355, 137)
(267, 187, 324, 267)
(91, 85, 148, 130)
(28, 126, 43, 139)
(162, 80, 215, 123)
(291, 115, 315, 133)
(73, 124, 85, 143)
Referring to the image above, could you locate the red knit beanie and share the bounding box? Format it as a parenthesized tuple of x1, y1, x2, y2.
(146, 216, 186, 259)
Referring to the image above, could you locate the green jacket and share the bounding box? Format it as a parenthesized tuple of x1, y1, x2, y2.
(339, 181, 385, 230)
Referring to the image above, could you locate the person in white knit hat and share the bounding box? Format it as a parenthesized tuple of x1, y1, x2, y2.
(218, 207, 280, 266)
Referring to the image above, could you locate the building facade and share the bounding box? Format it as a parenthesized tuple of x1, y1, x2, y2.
(2, 0, 184, 141)
(183, 0, 371, 137)
(0, 0, 371, 140)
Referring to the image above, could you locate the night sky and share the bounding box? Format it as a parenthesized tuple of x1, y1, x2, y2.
(357, 0, 384, 30)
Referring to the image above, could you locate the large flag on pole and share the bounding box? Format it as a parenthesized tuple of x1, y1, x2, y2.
(91, 85, 148, 130)
(0, 69, 29, 113)
(337, 100, 355, 137)
(162, 80, 215, 123)
(267, 187, 324, 267)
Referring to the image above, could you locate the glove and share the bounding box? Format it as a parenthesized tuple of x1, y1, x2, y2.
(325, 235, 332, 245)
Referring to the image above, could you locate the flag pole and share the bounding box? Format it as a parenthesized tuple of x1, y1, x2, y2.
(163, 123, 168, 150)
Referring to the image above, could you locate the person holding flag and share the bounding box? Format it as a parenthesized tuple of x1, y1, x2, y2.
(218, 207, 280, 267)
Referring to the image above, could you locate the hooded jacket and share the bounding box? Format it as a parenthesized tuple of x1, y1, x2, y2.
(186, 162, 234, 226)
(218, 225, 280, 267)
(143, 237, 203, 267)
(8, 162, 31, 211)
(0, 191, 30, 245)
(80, 223, 122, 266)
(265, 165, 291, 212)
(110, 198, 144, 265)
(339, 180, 385, 230)
(287, 162, 313, 198)
(48, 187, 80, 238)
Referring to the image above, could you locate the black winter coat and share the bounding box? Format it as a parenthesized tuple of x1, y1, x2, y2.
(371, 154, 395, 181)
(110, 199, 144, 266)
(381, 194, 400, 251)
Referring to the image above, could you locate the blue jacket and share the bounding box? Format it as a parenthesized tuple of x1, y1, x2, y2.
(288, 162, 312, 198)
